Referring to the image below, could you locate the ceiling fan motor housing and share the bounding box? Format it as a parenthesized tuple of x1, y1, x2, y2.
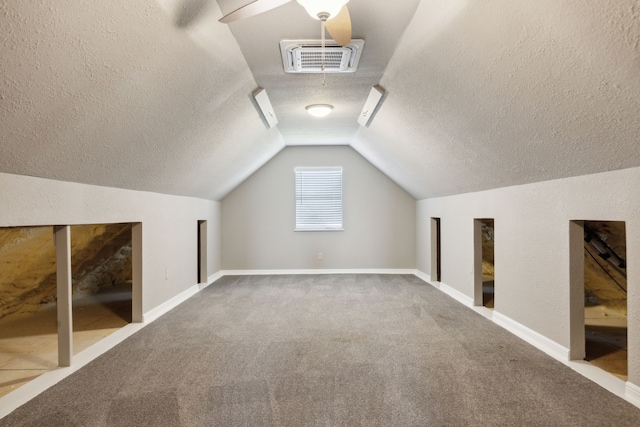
(296, 0, 350, 20)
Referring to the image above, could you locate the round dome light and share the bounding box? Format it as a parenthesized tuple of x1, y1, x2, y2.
(306, 104, 334, 117)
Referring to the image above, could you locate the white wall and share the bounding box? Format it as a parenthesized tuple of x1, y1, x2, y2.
(416, 166, 640, 385)
(0, 172, 221, 314)
(222, 146, 416, 270)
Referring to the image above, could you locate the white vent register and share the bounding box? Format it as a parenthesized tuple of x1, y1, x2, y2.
(280, 39, 364, 73)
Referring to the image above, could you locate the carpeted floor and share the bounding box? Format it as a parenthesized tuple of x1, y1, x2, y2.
(2, 274, 640, 426)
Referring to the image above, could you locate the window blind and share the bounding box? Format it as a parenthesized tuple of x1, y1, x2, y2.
(295, 167, 343, 231)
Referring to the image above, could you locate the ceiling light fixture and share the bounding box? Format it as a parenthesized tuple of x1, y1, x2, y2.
(296, 0, 349, 21)
(306, 104, 334, 117)
(296, 0, 350, 87)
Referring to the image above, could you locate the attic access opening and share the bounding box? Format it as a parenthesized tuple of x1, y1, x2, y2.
(474, 219, 495, 308)
(569, 220, 627, 380)
(198, 220, 208, 284)
(0, 226, 56, 398)
(0, 223, 140, 398)
(70, 224, 133, 358)
(431, 218, 441, 282)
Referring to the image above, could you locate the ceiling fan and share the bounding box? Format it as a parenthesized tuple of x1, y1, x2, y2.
(219, 0, 352, 47)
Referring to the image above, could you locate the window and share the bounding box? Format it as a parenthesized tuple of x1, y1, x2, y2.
(295, 167, 343, 231)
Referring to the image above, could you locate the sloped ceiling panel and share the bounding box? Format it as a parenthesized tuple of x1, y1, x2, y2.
(0, 0, 284, 200)
(220, 0, 421, 146)
(353, 0, 640, 200)
(4, 0, 640, 202)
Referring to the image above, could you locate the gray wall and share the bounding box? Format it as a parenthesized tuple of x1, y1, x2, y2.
(0, 172, 221, 314)
(222, 146, 416, 270)
(416, 166, 640, 385)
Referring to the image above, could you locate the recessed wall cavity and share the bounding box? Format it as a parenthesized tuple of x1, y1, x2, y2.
(431, 218, 441, 282)
(0, 223, 134, 398)
(69, 224, 133, 356)
(198, 220, 208, 284)
(0, 226, 56, 319)
(584, 221, 627, 379)
(570, 220, 627, 380)
(474, 219, 495, 308)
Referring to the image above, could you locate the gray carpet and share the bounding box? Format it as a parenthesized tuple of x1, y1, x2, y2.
(2, 274, 640, 426)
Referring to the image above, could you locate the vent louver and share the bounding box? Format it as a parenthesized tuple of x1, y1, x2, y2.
(280, 39, 365, 73)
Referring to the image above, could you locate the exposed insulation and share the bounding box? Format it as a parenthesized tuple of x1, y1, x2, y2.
(0, 223, 132, 319)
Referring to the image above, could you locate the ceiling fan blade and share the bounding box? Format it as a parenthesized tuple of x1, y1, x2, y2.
(219, 0, 293, 24)
(324, 5, 352, 46)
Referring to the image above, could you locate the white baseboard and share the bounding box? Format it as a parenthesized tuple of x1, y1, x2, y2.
(488, 310, 636, 410)
(199, 271, 224, 290)
(145, 272, 227, 322)
(4, 270, 639, 417)
(413, 270, 474, 308)
(143, 285, 200, 323)
(563, 360, 627, 400)
(438, 282, 474, 308)
(221, 269, 417, 276)
(413, 269, 431, 283)
(414, 270, 568, 361)
(0, 273, 225, 419)
(492, 311, 569, 361)
(413, 270, 640, 410)
(0, 322, 147, 419)
(626, 382, 640, 407)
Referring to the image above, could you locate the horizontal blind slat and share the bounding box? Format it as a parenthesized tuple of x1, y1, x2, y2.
(295, 168, 342, 230)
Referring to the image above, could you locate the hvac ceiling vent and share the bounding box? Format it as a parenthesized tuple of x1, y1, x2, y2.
(280, 39, 365, 73)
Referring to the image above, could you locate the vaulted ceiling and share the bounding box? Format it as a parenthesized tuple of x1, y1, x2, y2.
(2, 0, 639, 201)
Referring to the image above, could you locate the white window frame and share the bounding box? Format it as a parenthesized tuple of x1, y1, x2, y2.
(294, 167, 343, 232)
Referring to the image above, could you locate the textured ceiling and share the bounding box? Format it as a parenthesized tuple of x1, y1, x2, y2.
(0, 0, 284, 200)
(1, 0, 639, 201)
(218, 0, 421, 146)
(354, 0, 640, 199)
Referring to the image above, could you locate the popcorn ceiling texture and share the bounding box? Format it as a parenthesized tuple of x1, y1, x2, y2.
(354, 0, 640, 199)
(1, 0, 640, 203)
(0, 0, 283, 201)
